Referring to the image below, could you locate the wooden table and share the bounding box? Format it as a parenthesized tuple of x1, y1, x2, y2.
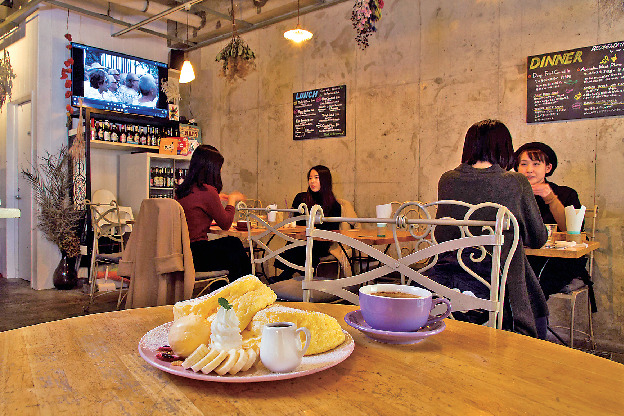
(2, 302, 623, 415)
(525, 232, 600, 259)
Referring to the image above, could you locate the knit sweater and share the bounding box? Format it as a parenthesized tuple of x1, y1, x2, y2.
(176, 184, 236, 242)
(433, 163, 548, 337)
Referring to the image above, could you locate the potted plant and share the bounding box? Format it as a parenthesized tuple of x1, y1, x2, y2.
(22, 146, 85, 289)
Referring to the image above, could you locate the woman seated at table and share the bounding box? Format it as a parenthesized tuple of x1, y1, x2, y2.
(270, 165, 341, 283)
(175, 145, 251, 281)
(425, 119, 548, 338)
(514, 142, 593, 301)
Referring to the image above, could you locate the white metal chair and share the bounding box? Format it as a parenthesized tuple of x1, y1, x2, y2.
(237, 201, 338, 302)
(302, 201, 519, 329)
(549, 204, 598, 349)
(84, 199, 128, 312)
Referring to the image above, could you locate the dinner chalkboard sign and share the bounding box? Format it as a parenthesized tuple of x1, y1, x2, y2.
(527, 41, 624, 123)
(293, 85, 346, 140)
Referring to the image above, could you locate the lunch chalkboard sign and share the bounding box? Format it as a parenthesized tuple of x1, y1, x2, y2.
(527, 41, 624, 123)
(293, 85, 346, 140)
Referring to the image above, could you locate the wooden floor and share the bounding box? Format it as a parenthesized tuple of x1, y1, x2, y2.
(0, 278, 119, 332)
(2, 277, 623, 365)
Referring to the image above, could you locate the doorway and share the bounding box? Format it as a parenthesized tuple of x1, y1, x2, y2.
(5, 98, 33, 282)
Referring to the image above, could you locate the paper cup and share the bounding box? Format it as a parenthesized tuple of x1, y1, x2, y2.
(376, 203, 393, 219)
(267, 204, 277, 222)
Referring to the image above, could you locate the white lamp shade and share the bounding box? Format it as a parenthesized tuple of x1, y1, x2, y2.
(179, 60, 195, 83)
(284, 25, 313, 43)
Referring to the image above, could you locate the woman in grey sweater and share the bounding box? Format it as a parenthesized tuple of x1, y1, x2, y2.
(428, 120, 548, 338)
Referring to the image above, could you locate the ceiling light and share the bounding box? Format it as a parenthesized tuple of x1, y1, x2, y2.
(179, 60, 195, 83)
(179, 6, 195, 84)
(284, 0, 312, 43)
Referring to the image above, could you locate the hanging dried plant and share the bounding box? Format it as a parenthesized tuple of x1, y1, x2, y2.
(22, 146, 84, 257)
(215, 0, 257, 83)
(215, 36, 257, 82)
(0, 49, 16, 111)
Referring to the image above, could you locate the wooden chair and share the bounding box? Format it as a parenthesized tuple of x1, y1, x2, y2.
(549, 204, 598, 349)
(84, 199, 128, 312)
(302, 201, 519, 329)
(118, 198, 228, 309)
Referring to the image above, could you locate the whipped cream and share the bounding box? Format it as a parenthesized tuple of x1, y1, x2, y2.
(210, 306, 243, 351)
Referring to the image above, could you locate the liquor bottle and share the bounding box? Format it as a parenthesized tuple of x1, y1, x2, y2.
(97, 120, 104, 141)
(90, 118, 96, 142)
(110, 123, 119, 142)
(139, 126, 146, 145)
(131, 125, 138, 144)
(103, 120, 111, 142)
(149, 167, 154, 187)
(120, 124, 127, 143)
(146, 126, 152, 146)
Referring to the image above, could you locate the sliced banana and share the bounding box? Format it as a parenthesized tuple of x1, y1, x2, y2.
(182, 344, 209, 369)
(214, 349, 240, 375)
(181, 344, 259, 375)
(201, 350, 228, 374)
(190, 349, 219, 372)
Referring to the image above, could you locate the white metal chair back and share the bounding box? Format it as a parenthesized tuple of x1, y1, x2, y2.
(84, 199, 127, 311)
(302, 200, 519, 329)
(237, 201, 309, 277)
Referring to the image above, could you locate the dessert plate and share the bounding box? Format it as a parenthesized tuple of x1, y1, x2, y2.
(138, 322, 354, 383)
(344, 310, 446, 345)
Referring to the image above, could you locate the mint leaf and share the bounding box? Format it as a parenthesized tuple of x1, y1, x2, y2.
(218, 297, 232, 310)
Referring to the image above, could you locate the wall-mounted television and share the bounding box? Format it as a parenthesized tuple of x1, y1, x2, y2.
(70, 43, 169, 118)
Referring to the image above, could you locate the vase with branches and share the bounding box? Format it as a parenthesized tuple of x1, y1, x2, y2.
(22, 146, 85, 289)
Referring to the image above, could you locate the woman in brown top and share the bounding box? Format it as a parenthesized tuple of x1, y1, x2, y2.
(176, 145, 251, 280)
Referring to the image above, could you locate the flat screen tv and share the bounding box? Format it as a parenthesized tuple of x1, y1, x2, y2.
(71, 43, 169, 118)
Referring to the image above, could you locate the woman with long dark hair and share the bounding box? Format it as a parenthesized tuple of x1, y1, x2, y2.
(271, 165, 342, 283)
(426, 120, 549, 338)
(176, 145, 251, 280)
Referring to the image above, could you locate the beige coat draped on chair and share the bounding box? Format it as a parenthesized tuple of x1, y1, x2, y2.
(119, 198, 195, 308)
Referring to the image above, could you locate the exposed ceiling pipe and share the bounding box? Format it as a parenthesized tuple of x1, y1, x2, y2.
(187, 0, 350, 51)
(44, 0, 186, 43)
(104, 0, 202, 28)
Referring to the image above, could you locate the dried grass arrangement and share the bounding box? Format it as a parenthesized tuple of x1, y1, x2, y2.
(215, 0, 257, 83)
(215, 36, 257, 82)
(22, 146, 84, 257)
(0, 49, 16, 111)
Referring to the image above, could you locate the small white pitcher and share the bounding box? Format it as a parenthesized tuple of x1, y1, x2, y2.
(260, 322, 311, 373)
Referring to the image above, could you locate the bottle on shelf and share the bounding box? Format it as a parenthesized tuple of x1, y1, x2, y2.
(139, 126, 147, 145)
(120, 124, 127, 143)
(97, 120, 104, 141)
(90, 118, 96, 142)
(111, 123, 119, 143)
(103, 120, 111, 142)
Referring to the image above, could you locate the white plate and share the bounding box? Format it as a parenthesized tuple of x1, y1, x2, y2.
(138, 322, 354, 383)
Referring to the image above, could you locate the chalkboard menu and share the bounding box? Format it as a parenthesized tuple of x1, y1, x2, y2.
(293, 85, 346, 140)
(527, 41, 624, 123)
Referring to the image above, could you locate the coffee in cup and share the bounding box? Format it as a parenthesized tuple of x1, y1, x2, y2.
(359, 284, 451, 332)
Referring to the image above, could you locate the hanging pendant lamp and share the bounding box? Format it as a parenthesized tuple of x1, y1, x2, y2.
(284, 0, 313, 43)
(180, 8, 195, 83)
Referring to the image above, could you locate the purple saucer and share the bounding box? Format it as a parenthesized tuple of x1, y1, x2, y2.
(344, 310, 446, 345)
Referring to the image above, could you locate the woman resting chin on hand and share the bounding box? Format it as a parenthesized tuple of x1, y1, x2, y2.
(513, 142, 593, 303)
(515, 142, 573, 233)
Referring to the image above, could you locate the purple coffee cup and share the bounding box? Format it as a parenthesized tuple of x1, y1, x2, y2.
(359, 284, 451, 332)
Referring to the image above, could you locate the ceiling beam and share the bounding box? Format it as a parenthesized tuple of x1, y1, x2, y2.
(193, 3, 252, 28)
(111, 0, 205, 38)
(186, 0, 350, 52)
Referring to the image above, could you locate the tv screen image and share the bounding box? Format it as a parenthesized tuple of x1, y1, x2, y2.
(71, 43, 169, 118)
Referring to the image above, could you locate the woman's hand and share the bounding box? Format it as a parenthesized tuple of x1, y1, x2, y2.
(531, 183, 553, 198)
(227, 191, 246, 206)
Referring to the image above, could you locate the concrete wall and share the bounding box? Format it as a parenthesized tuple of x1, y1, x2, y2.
(183, 0, 624, 349)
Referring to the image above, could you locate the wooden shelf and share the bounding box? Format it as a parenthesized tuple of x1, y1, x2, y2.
(90, 140, 159, 152)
